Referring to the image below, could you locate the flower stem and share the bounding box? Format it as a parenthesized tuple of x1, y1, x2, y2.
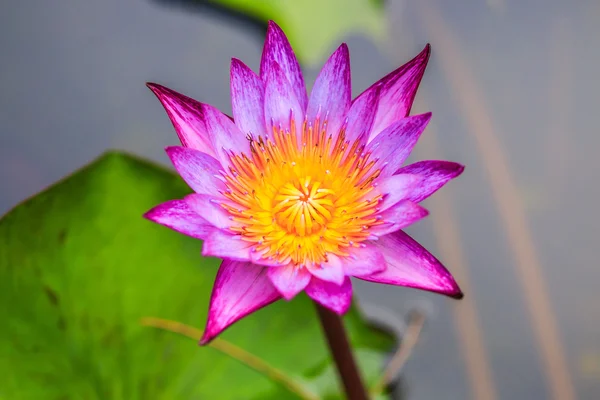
(313, 302, 370, 400)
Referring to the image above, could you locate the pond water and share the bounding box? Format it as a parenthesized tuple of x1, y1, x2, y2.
(1, 0, 599, 399)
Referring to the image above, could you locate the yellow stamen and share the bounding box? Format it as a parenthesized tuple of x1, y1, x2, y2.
(222, 117, 384, 266)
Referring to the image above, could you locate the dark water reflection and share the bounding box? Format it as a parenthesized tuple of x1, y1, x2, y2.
(1, 0, 599, 399)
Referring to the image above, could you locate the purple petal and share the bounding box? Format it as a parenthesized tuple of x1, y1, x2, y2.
(370, 200, 429, 236)
(230, 58, 267, 137)
(375, 173, 421, 211)
(201, 260, 280, 344)
(344, 83, 381, 144)
(185, 194, 235, 230)
(397, 160, 465, 203)
(307, 255, 345, 286)
(144, 200, 214, 239)
(202, 103, 250, 167)
(367, 113, 432, 178)
(305, 277, 353, 315)
(165, 146, 225, 195)
(359, 231, 462, 298)
(260, 21, 307, 110)
(306, 44, 351, 138)
(356, 44, 431, 141)
(147, 83, 216, 157)
(201, 230, 252, 261)
(263, 61, 304, 133)
(267, 264, 311, 300)
(341, 244, 386, 277)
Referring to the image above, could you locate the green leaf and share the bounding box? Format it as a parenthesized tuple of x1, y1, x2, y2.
(0, 151, 394, 399)
(208, 0, 387, 66)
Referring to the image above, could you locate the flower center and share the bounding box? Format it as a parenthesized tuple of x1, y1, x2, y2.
(221, 117, 383, 267)
(272, 179, 333, 236)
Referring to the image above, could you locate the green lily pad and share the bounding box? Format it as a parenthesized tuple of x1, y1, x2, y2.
(0, 151, 394, 399)
(207, 0, 387, 66)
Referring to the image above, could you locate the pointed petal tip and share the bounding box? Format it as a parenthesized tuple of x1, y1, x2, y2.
(395, 160, 466, 202)
(361, 231, 466, 299)
(306, 42, 351, 136)
(450, 290, 464, 300)
(199, 332, 214, 346)
(408, 283, 463, 300)
(144, 84, 222, 156)
(423, 43, 431, 56)
(261, 19, 307, 109)
(200, 261, 281, 343)
(230, 57, 243, 69)
(435, 276, 463, 299)
(146, 82, 166, 96)
(142, 205, 161, 220)
(142, 209, 155, 221)
(265, 20, 285, 39)
(164, 145, 183, 164)
(337, 43, 350, 63)
(142, 201, 176, 223)
(164, 145, 177, 155)
(414, 44, 431, 66)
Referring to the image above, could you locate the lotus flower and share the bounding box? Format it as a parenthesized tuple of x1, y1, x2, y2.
(145, 21, 463, 344)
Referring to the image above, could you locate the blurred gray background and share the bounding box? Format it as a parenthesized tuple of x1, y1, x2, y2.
(1, 0, 598, 399)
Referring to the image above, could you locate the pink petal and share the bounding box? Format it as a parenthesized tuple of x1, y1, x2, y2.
(343, 83, 381, 144)
(148, 83, 248, 165)
(356, 44, 431, 141)
(396, 160, 465, 203)
(263, 60, 304, 134)
(305, 277, 353, 315)
(165, 146, 225, 195)
(202, 103, 250, 167)
(306, 44, 351, 138)
(144, 200, 214, 239)
(375, 173, 421, 211)
(267, 264, 311, 300)
(201, 260, 280, 344)
(370, 200, 429, 236)
(249, 249, 287, 267)
(359, 231, 462, 298)
(147, 83, 216, 157)
(260, 21, 307, 111)
(201, 230, 252, 261)
(341, 244, 386, 277)
(185, 194, 235, 230)
(367, 113, 432, 178)
(307, 255, 345, 286)
(230, 58, 267, 138)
